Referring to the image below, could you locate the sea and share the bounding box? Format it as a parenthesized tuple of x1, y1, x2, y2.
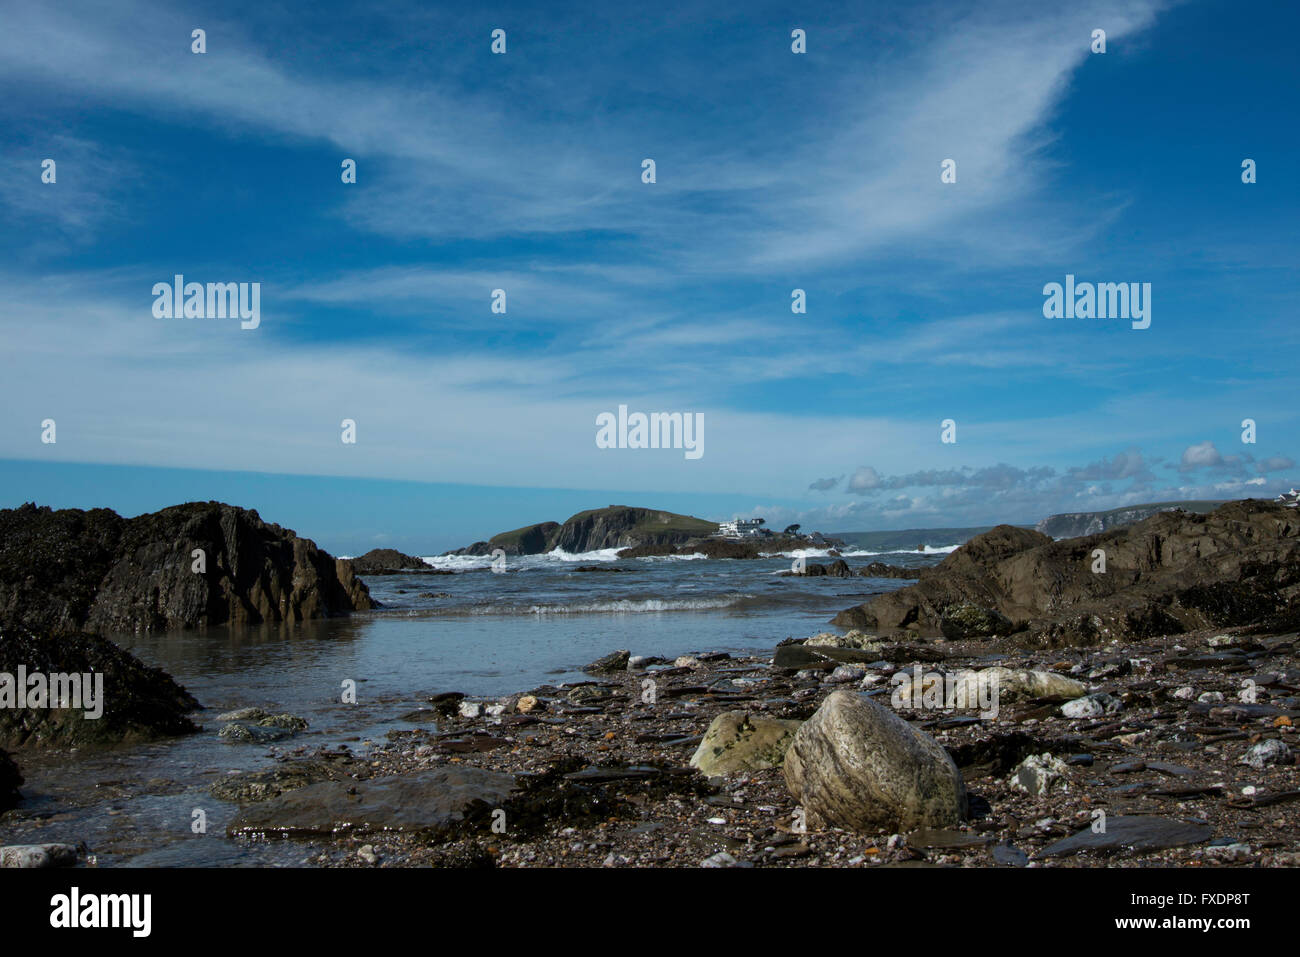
(0, 543, 954, 867)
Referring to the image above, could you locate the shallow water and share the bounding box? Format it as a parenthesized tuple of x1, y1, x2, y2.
(0, 550, 942, 866)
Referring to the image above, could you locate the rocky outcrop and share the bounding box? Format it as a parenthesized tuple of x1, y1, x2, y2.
(349, 548, 430, 574)
(0, 748, 21, 810)
(450, 506, 718, 556)
(690, 711, 803, 776)
(549, 507, 715, 552)
(0, 626, 199, 749)
(783, 690, 967, 832)
(832, 500, 1300, 645)
(0, 502, 375, 633)
(455, 522, 561, 557)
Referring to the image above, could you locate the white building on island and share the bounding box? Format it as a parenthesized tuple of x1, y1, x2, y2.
(715, 518, 766, 538)
(1277, 489, 1300, 508)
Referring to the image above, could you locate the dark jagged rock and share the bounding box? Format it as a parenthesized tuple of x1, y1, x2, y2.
(584, 649, 631, 675)
(0, 502, 375, 633)
(0, 747, 21, 810)
(832, 500, 1300, 645)
(788, 558, 854, 577)
(349, 548, 430, 574)
(0, 626, 199, 749)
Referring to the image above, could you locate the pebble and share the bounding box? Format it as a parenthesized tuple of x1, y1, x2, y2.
(1241, 738, 1291, 769)
(1061, 693, 1123, 718)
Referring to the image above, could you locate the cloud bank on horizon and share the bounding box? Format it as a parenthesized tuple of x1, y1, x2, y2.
(0, 0, 1296, 539)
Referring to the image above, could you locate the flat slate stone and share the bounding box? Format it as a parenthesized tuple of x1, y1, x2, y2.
(1037, 815, 1212, 858)
(909, 828, 993, 849)
(772, 645, 881, 669)
(227, 767, 517, 838)
(991, 844, 1029, 867)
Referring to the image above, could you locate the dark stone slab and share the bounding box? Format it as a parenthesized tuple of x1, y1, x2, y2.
(227, 767, 518, 838)
(1037, 816, 1212, 858)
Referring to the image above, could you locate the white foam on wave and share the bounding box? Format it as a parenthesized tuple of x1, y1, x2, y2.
(431, 594, 758, 615)
(857, 540, 961, 556)
(546, 547, 625, 563)
(420, 554, 493, 570)
(762, 545, 960, 559)
(524, 594, 752, 614)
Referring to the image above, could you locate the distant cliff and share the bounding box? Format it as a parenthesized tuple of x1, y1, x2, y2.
(450, 506, 719, 556)
(1035, 500, 1228, 540)
(0, 502, 375, 633)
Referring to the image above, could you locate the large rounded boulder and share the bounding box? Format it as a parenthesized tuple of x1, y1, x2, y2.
(783, 689, 967, 832)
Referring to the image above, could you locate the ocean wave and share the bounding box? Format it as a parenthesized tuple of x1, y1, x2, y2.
(419, 554, 494, 570)
(423, 593, 769, 616)
(844, 544, 960, 557)
(761, 545, 960, 559)
(420, 547, 628, 569)
(546, 547, 625, 563)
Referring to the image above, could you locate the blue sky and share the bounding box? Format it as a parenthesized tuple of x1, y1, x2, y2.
(0, 0, 1296, 555)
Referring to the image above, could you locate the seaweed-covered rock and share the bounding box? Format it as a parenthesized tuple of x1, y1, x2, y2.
(939, 603, 1013, 639)
(0, 626, 199, 748)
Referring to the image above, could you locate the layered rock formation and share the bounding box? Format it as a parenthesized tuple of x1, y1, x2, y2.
(0, 502, 375, 633)
(832, 500, 1300, 645)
